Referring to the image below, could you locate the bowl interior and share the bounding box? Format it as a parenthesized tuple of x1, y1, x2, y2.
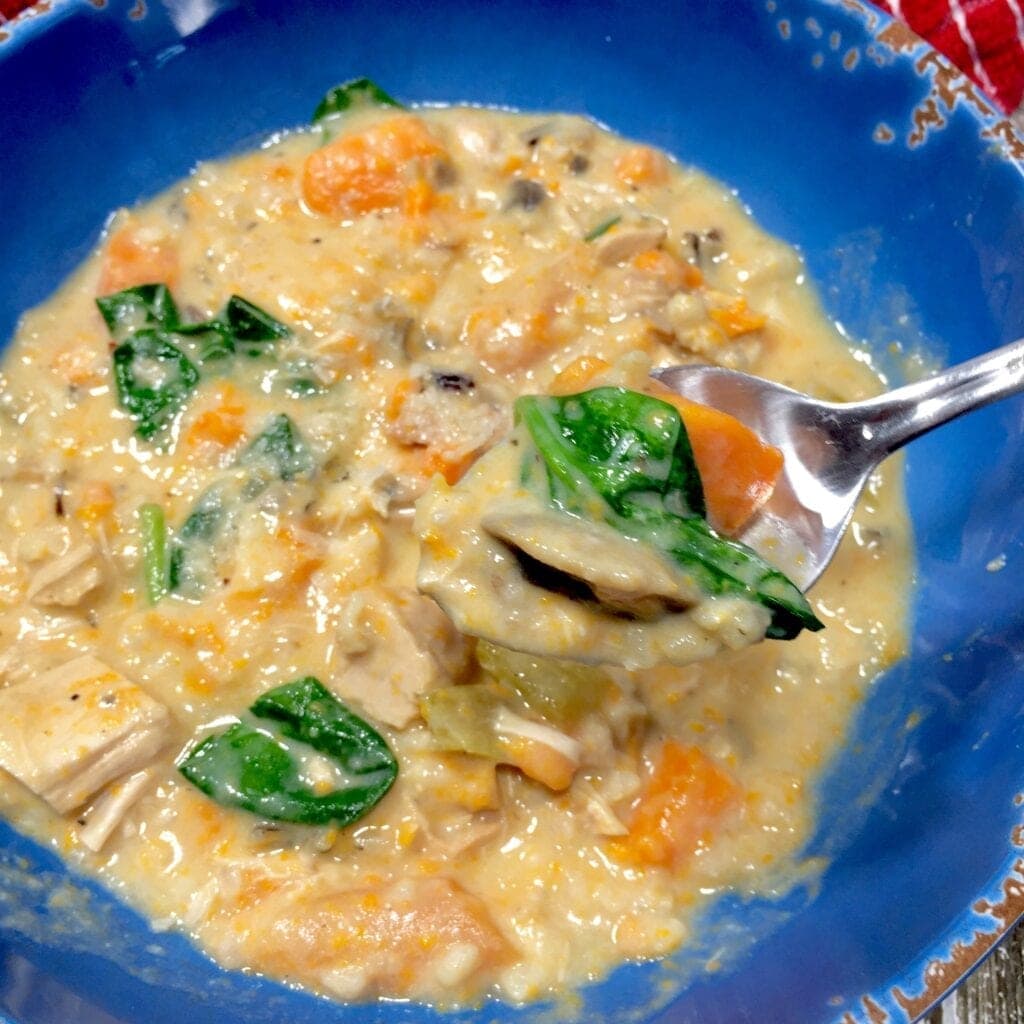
(1, 2, 1023, 1022)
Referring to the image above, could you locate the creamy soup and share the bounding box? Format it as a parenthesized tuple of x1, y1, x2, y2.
(0, 89, 910, 1007)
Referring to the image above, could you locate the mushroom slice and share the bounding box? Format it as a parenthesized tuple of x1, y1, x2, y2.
(593, 221, 667, 266)
(481, 505, 701, 617)
(415, 439, 771, 670)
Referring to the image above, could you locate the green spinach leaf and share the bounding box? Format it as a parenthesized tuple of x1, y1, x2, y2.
(167, 487, 226, 595)
(240, 414, 315, 482)
(99, 285, 293, 439)
(162, 417, 314, 599)
(138, 503, 169, 604)
(179, 677, 397, 827)
(516, 386, 822, 639)
(312, 77, 404, 126)
(96, 284, 180, 342)
(515, 388, 705, 520)
(112, 330, 200, 440)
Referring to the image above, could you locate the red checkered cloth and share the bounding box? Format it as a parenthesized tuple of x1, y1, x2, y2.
(0, 0, 32, 18)
(0, 0, 1022, 114)
(874, 0, 1024, 111)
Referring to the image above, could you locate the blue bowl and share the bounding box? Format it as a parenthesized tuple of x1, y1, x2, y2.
(1, 2, 1023, 1022)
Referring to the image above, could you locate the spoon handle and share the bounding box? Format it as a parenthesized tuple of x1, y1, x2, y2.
(853, 336, 1024, 458)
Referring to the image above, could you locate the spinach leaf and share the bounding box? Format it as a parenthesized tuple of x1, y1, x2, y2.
(162, 417, 314, 599)
(138, 503, 169, 604)
(112, 330, 200, 440)
(170, 294, 291, 359)
(239, 414, 314, 482)
(625, 513, 822, 640)
(172, 324, 234, 363)
(517, 386, 822, 639)
(167, 487, 225, 594)
(179, 677, 397, 827)
(96, 284, 179, 342)
(515, 388, 705, 520)
(312, 77, 404, 126)
(224, 295, 292, 343)
(99, 285, 293, 439)
(99, 284, 290, 365)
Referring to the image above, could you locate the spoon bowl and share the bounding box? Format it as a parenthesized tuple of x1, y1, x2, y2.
(654, 336, 1024, 590)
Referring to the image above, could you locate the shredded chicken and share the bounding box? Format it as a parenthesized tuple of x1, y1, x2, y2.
(386, 375, 506, 463)
(333, 586, 471, 727)
(76, 768, 156, 852)
(573, 778, 629, 837)
(421, 808, 503, 857)
(0, 655, 170, 813)
(27, 541, 104, 607)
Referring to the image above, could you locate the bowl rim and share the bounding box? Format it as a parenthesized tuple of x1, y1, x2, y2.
(0, 2, 1023, 1023)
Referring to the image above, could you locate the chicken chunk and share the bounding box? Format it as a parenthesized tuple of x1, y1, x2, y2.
(26, 542, 104, 608)
(386, 373, 506, 464)
(333, 587, 471, 728)
(0, 656, 170, 813)
(76, 767, 155, 852)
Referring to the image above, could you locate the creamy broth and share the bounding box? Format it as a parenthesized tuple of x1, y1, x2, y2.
(0, 103, 910, 1006)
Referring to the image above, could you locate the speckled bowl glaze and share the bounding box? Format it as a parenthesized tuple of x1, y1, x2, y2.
(1, 1, 1022, 1022)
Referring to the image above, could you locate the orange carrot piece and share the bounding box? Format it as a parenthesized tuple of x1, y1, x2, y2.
(647, 381, 783, 535)
(421, 448, 476, 485)
(385, 378, 417, 421)
(402, 178, 435, 218)
(683, 264, 704, 289)
(74, 481, 115, 525)
(550, 355, 611, 395)
(708, 298, 767, 338)
(614, 145, 669, 187)
(186, 383, 247, 448)
(98, 221, 179, 294)
(618, 741, 740, 868)
(302, 115, 445, 219)
(631, 248, 691, 291)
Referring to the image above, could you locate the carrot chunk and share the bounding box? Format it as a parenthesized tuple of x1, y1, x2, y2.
(614, 145, 669, 187)
(385, 378, 417, 421)
(98, 219, 179, 294)
(302, 115, 446, 219)
(550, 355, 611, 395)
(647, 381, 783, 535)
(617, 741, 740, 868)
(421, 448, 476, 485)
(186, 383, 247, 449)
(708, 297, 767, 338)
(631, 248, 695, 292)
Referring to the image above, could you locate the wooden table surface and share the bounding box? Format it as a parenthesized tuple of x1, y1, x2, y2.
(927, 919, 1024, 1024)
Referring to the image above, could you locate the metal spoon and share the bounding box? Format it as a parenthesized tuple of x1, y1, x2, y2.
(653, 337, 1024, 590)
